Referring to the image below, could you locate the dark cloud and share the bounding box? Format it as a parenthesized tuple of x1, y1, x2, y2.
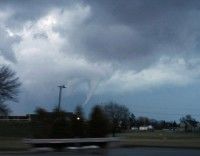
(0, 0, 75, 62)
(1, 0, 200, 66)
(0, 0, 200, 118)
(33, 33, 48, 40)
(0, 27, 21, 62)
(0, 0, 76, 29)
(62, 0, 200, 68)
(87, 0, 200, 25)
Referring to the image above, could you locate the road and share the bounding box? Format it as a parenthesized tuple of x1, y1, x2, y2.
(0, 148, 200, 156)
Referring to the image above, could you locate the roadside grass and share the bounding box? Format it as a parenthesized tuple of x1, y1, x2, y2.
(0, 121, 32, 151)
(116, 131, 200, 148)
(0, 137, 30, 151)
(0, 123, 200, 150)
(118, 130, 200, 140)
(0, 121, 32, 138)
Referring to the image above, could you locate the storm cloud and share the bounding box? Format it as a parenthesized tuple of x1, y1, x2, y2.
(1, 0, 200, 64)
(0, 0, 200, 119)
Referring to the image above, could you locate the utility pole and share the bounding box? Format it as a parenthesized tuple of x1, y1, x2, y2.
(58, 85, 66, 111)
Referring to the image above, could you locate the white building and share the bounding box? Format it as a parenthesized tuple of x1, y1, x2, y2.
(139, 125, 153, 131)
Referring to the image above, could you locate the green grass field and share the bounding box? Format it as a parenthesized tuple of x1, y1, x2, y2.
(117, 131, 200, 148)
(0, 121, 31, 151)
(0, 137, 30, 151)
(119, 130, 200, 140)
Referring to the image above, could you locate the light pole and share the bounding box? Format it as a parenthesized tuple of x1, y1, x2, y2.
(57, 85, 66, 111)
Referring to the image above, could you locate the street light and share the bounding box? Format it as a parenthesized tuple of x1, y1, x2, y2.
(57, 85, 66, 111)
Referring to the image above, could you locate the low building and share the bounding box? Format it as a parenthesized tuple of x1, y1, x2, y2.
(139, 125, 154, 131)
(131, 126, 139, 131)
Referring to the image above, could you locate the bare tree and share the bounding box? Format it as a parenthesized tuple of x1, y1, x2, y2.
(137, 116, 150, 126)
(104, 102, 130, 136)
(89, 105, 109, 137)
(180, 114, 198, 132)
(0, 65, 21, 115)
(0, 99, 11, 116)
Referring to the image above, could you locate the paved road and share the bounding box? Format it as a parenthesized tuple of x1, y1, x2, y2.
(0, 148, 200, 156)
(0, 148, 106, 156)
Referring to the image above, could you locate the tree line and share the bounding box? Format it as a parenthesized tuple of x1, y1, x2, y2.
(31, 102, 200, 138)
(32, 102, 131, 138)
(0, 65, 200, 139)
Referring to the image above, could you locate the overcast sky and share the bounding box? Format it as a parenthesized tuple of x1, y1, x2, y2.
(1, 0, 200, 120)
